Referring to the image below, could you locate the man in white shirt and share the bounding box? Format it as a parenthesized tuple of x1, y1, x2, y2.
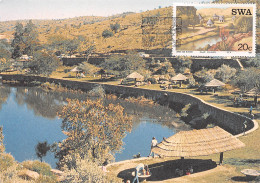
(149, 137, 158, 157)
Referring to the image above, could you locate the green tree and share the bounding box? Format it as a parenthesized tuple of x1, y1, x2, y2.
(173, 56, 193, 73)
(176, 6, 199, 28)
(194, 67, 216, 83)
(11, 23, 25, 58)
(11, 21, 40, 58)
(23, 20, 40, 55)
(47, 35, 80, 56)
(233, 67, 260, 92)
(35, 141, 50, 162)
(243, 54, 260, 67)
(101, 52, 146, 77)
(64, 39, 80, 56)
(110, 23, 120, 33)
(56, 99, 132, 168)
(215, 64, 237, 82)
(0, 39, 12, 60)
(76, 36, 96, 61)
(78, 62, 97, 76)
(234, 16, 253, 33)
(29, 51, 60, 76)
(102, 29, 114, 38)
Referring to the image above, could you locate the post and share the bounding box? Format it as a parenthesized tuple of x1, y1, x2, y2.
(181, 157, 184, 170)
(219, 152, 223, 165)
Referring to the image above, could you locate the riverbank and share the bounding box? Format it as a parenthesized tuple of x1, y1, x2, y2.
(0, 73, 257, 135)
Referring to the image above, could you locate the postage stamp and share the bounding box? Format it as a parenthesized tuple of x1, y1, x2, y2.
(172, 3, 257, 57)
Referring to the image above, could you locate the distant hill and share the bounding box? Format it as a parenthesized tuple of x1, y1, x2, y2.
(0, 7, 172, 53)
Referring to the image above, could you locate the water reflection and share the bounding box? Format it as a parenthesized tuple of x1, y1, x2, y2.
(0, 85, 11, 110)
(12, 86, 189, 131)
(0, 85, 191, 166)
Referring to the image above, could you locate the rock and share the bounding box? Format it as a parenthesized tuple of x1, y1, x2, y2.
(51, 169, 64, 176)
(18, 169, 39, 180)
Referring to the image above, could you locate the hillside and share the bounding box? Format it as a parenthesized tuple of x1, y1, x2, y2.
(0, 7, 172, 53)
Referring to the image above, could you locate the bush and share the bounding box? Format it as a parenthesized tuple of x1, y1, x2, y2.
(0, 153, 15, 171)
(147, 78, 157, 84)
(62, 154, 120, 183)
(87, 85, 106, 98)
(110, 23, 120, 33)
(21, 160, 52, 176)
(102, 29, 114, 38)
(36, 174, 57, 183)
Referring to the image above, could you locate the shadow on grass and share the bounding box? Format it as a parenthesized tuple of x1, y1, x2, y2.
(117, 159, 217, 182)
(231, 176, 258, 182)
(225, 159, 260, 166)
(193, 93, 213, 96)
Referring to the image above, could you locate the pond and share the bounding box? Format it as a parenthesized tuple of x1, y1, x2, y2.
(178, 35, 222, 51)
(0, 84, 190, 168)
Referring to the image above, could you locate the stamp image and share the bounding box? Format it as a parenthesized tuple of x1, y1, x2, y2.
(172, 3, 257, 57)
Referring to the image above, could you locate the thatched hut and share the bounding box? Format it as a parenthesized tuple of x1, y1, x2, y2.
(207, 19, 214, 27)
(219, 15, 225, 22)
(70, 66, 82, 77)
(212, 14, 219, 20)
(152, 127, 245, 169)
(127, 72, 144, 80)
(126, 72, 144, 84)
(205, 79, 225, 93)
(245, 87, 260, 97)
(171, 73, 187, 87)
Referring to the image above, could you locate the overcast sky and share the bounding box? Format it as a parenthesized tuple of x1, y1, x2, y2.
(0, 0, 212, 21)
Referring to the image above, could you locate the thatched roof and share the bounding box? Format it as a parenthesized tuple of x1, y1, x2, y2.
(207, 19, 214, 25)
(126, 72, 144, 80)
(205, 79, 225, 87)
(198, 14, 203, 20)
(152, 126, 245, 157)
(171, 73, 187, 81)
(219, 15, 224, 21)
(70, 66, 81, 72)
(245, 87, 260, 96)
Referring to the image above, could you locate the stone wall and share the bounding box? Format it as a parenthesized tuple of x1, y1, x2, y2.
(0, 74, 255, 135)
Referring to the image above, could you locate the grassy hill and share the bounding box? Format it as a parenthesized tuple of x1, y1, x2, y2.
(0, 7, 172, 53)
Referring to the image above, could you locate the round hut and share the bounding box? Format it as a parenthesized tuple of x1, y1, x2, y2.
(152, 127, 245, 171)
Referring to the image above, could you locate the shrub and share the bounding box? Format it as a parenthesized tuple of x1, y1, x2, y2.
(21, 160, 52, 176)
(215, 64, 237, 82)
(102, 29, 114, 38)
(62, 154, 120, 183)
(0, 153, 15, 171)
(202, 112, 210, 120)
(110, 23, 120, 33)
(181, 104, 191, 117)
(147, 78, 157, 84)
(87, 85, 106, 98)
(36, 174, 57, 183)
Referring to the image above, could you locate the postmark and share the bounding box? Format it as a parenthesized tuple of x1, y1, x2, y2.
(172, 3, 257, 57)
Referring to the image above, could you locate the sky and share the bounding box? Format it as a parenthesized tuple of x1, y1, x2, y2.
(0, 0, 212, 21)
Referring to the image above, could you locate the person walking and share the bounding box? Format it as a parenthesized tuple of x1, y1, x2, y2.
(149, 137, 158, 158)
(249, 106, 253, 115)
(132, 163, 144, 183)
